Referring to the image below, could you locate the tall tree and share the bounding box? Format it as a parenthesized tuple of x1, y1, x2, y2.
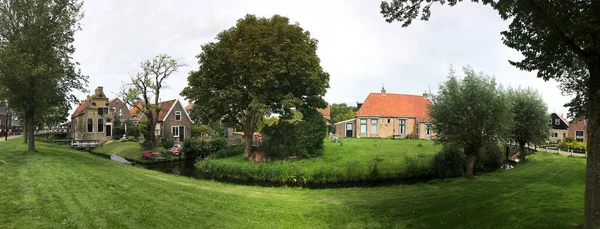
(506, 87, 550, 161)
(121, 54, 184, 147)
(330, 103, 357, 123)
(0, 0, 87, 151)
(181, 14, 330, 159)
(430, 67, 509, 177)
(380, 1, 600, 226)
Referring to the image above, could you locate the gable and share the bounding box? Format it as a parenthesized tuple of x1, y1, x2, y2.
(356, 93, 432, 121)
(550, 113, 569, 129)
(163, 100, 192, 122)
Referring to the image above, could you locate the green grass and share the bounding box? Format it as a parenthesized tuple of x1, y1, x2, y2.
(92, 141, 180, 163)
(0, 139, 585, 228)
(198, 138, 440, 183)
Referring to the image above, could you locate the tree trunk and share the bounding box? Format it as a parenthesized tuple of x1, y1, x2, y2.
(519, 141, 526, 161)
(242, 132, 252, 159)
(466, 153, 475, 178)
(584, 60, 600, 229)
(23, 119, 27, 144)
(26, 112, 35, 152)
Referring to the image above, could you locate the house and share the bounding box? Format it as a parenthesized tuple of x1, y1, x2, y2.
(568, 117, 587, 143)
(0, 105, 13, 134)
(549, 113, 569, 143)
(70, 86, 114, 141)
(335, 87, 435, 139)
(108, 98, 131, 122)
(185, 102, 193, 115)
(130, 99, 192, 143)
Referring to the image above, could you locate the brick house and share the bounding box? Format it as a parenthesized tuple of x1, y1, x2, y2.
(568, 117, 587, 143)
(71, 86, 114, 141)
(549, 113, 569, 143)
(108, 98, 131, 122)
(130, 99, 192, 143)
(335, 88, 435, 139)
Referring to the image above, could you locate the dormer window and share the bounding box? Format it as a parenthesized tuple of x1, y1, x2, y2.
(555, 118, 560, 125)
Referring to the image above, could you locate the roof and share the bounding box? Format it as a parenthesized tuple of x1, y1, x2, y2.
(130, 99, 177, 121)
(185, 102, 193, 110)
(355, 93, 432, 121)
(317, 106, 330, 118)
(551, 112, 570, 127)
(71, 100, 88, 118)
(109, 98, 117, 103)
(334, 118, 356, 125)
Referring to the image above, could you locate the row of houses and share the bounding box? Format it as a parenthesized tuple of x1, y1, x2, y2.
(549, 112, 588, 143)
(70, 86, 192, 143)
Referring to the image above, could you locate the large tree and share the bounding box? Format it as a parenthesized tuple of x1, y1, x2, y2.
(430, 67, 509, 177)
(330, 103, 358, 123)
(506, 87, 550, 161)
(0, 0, 87, 151)
(181, 14, 330, 158)
(121, 54, 184, 147)
(380, 1, 600, 227)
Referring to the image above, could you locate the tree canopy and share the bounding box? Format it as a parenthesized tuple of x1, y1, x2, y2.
(181, 14, 330, 158)
(506, 87, 550, 161)
(330, 103, 358, 123)
(430, 67, 509, 177)
(0, 0, 87, 151)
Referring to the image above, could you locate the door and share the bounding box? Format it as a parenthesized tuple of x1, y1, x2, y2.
(178, 126, 185, 142)
(346, 123, 353, 137)
(105, 124, 112, 137)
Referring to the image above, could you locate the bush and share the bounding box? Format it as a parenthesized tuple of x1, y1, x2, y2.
(47, 133, 56, 142)
(210, 137, 227, 153)
(160, 138, 175, 149)
(212, 145, 244, 159)
(404, 153, 432, 178)
(159, 148, 172, 160)
(563, 136, 575, 143)
(170, 146, 182, 156)
(140, 140, 153, 150)
(431, 146, 466, 179)
(127, 136, 136, 142)
(141, 150, 155, 159)
(558, 140, 587, 152)
(482, 142, 503, 172)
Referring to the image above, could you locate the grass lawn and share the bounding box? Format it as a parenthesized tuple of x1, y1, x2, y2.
(198, 138, 441, 183)
(0, 139, 585, 228)
(92, 141, 181, 163)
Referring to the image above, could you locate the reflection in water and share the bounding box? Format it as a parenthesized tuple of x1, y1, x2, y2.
(144, 160, 206, 178)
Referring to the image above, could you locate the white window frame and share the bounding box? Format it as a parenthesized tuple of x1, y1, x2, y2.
(175, 111, 182, 121)
(97, 118, 104, 133)
(576, 130, 584, 141)
(359, 119, 367, 134)
(87, 118, 93, 133)
(399, 119, 406, 134)
(425, 123, 432, 135)
(555, 118, 560, 125)
(370, 119, 378, 134)
(172, 126, 180, 137)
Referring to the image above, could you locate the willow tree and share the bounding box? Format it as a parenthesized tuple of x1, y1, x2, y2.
(381, 1, 600, 226)
(506, 88, 550, 161)
(430, 67, 509, 177)
(0, 0, 87, 151)
(181, 14, 330, 159)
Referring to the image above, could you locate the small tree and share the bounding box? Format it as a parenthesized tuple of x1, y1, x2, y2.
(121, 54, 184, 147)
(507, 88, 550, 161)
(330, 103, 357, 123)
(181, 14, 329, 159)
(430, 67, 509, 177)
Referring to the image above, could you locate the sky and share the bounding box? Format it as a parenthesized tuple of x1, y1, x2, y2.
(72, 0, 573, 117)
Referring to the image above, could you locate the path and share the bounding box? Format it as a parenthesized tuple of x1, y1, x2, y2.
(110, 154, 133, 164)
(0, 135, 23, 142)
(540, 147, 586, 158)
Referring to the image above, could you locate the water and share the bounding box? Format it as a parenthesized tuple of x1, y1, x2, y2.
(143, 160, 206, 178)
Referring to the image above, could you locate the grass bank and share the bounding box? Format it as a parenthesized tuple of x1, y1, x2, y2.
(0, 139, 585, 228)
(91, 141, 181, 163)
(198, 138, 440, 185)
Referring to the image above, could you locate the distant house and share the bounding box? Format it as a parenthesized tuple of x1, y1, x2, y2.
(568, 117, 587, 143)
(108, 98, 131, 122)
(130, 99, 192, 143)
(71, 86, 114, 141)
(335, 87, 434, 139)
(549, 113, 569, 143)
(185, 102, 193, 115)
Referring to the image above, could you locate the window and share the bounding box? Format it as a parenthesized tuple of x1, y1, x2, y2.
(554, 132, 558, 137)
(172, 126, 180, 137)
(97, 119, 104, 132)
(119, 109, 123, 119)
(399, 119, 406, 134)
(370, 119, 378, 134)
(98, 108, 108, 115)
(576, 130, 584, 142)
(425, 124, 432, 135)
(387, 119, 391, 124)
(563, 133, 566, 138)
(549, 119, 552, 125)
(360, 119, 367, 134)
(87, 119, 93, 132)
(175, 111, 182, 121)
(555, 118, 560, 125)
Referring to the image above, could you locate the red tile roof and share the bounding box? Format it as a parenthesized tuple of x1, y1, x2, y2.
(130, 100, 177, 121)
(355, 93, 432, 121)
(109, 98, 117, 103)
(71, 100, 88, 118)
(317, 106, 330, 119)
(185, 102, 193, 110)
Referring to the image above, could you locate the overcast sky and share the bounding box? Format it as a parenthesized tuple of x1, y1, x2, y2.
(72, 0, 573, 117)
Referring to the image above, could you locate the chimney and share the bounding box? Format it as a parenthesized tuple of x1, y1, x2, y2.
(95, 86, 104, 96)
(423, 92, 429, 99)
(381, 86, 386, 96)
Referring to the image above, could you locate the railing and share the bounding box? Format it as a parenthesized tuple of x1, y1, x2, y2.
(71, 140, 100, 149)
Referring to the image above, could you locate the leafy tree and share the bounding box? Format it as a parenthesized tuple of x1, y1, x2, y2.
(0, 0, 87, 151)
(380, 1, 600, 226)
(429, 67, 509, 177)
(181, 14, 330, 159)
(330, 103, 357, 123)
(40, 103, 69, 129)
(506, 87, 550, 161)
(121, 54, 184, 147)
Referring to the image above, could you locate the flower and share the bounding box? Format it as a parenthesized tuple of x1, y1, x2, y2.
(141, 150, 155, 159)
(170, 146, 182, 156)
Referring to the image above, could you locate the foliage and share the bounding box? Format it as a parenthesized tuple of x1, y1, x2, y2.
(330, 103, 358, 124)
(140, 141, 153, 151)
(210, 137, 227, 154)
(120, 54, 185, 147)
(126, 124, 141, 138)
(191, 124, 217, 138)
(160, 138, 175, 150)
(480, 142, 504, 172)
(181, 14, 330, 157)
(403, 153, 432, 178)
(170, 146, 182, 156)
(112, 119, 125, 140)
(564, 136, 575, 143)
(255, 116, 278, 133)
(158, 148, 172, 160)
(431, 146, 466, 179)
(0, 0, 88, 151)
(212, 145, 244, 159)
(141, 150, 155, 159)
(429, 67, 509, 177)
(559, 141, 587, 152)
(506, 87, 550, 160)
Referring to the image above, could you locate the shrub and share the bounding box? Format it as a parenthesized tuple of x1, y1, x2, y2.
(482, 142, 503, 172)
(140, 140, 153, 150)
(210, 137, 227, 153)
(212, 145, 244, 159)
(404, 153, 432, 178)
(182, 139, 211, 159)
(141, 150, 155, 159)
(159, 148, 172, 160)
(170, 146, 182, 156)
(563, 136, 575, 143)
(126, 125, 141, 138)
(160, 138, 175, 149)
(369, 156, 383, 179)
(47, 133, 56, 142)
(431, 146, 466, 179)
(126, 136, 136, 142)
(558, 141, 587, 152)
